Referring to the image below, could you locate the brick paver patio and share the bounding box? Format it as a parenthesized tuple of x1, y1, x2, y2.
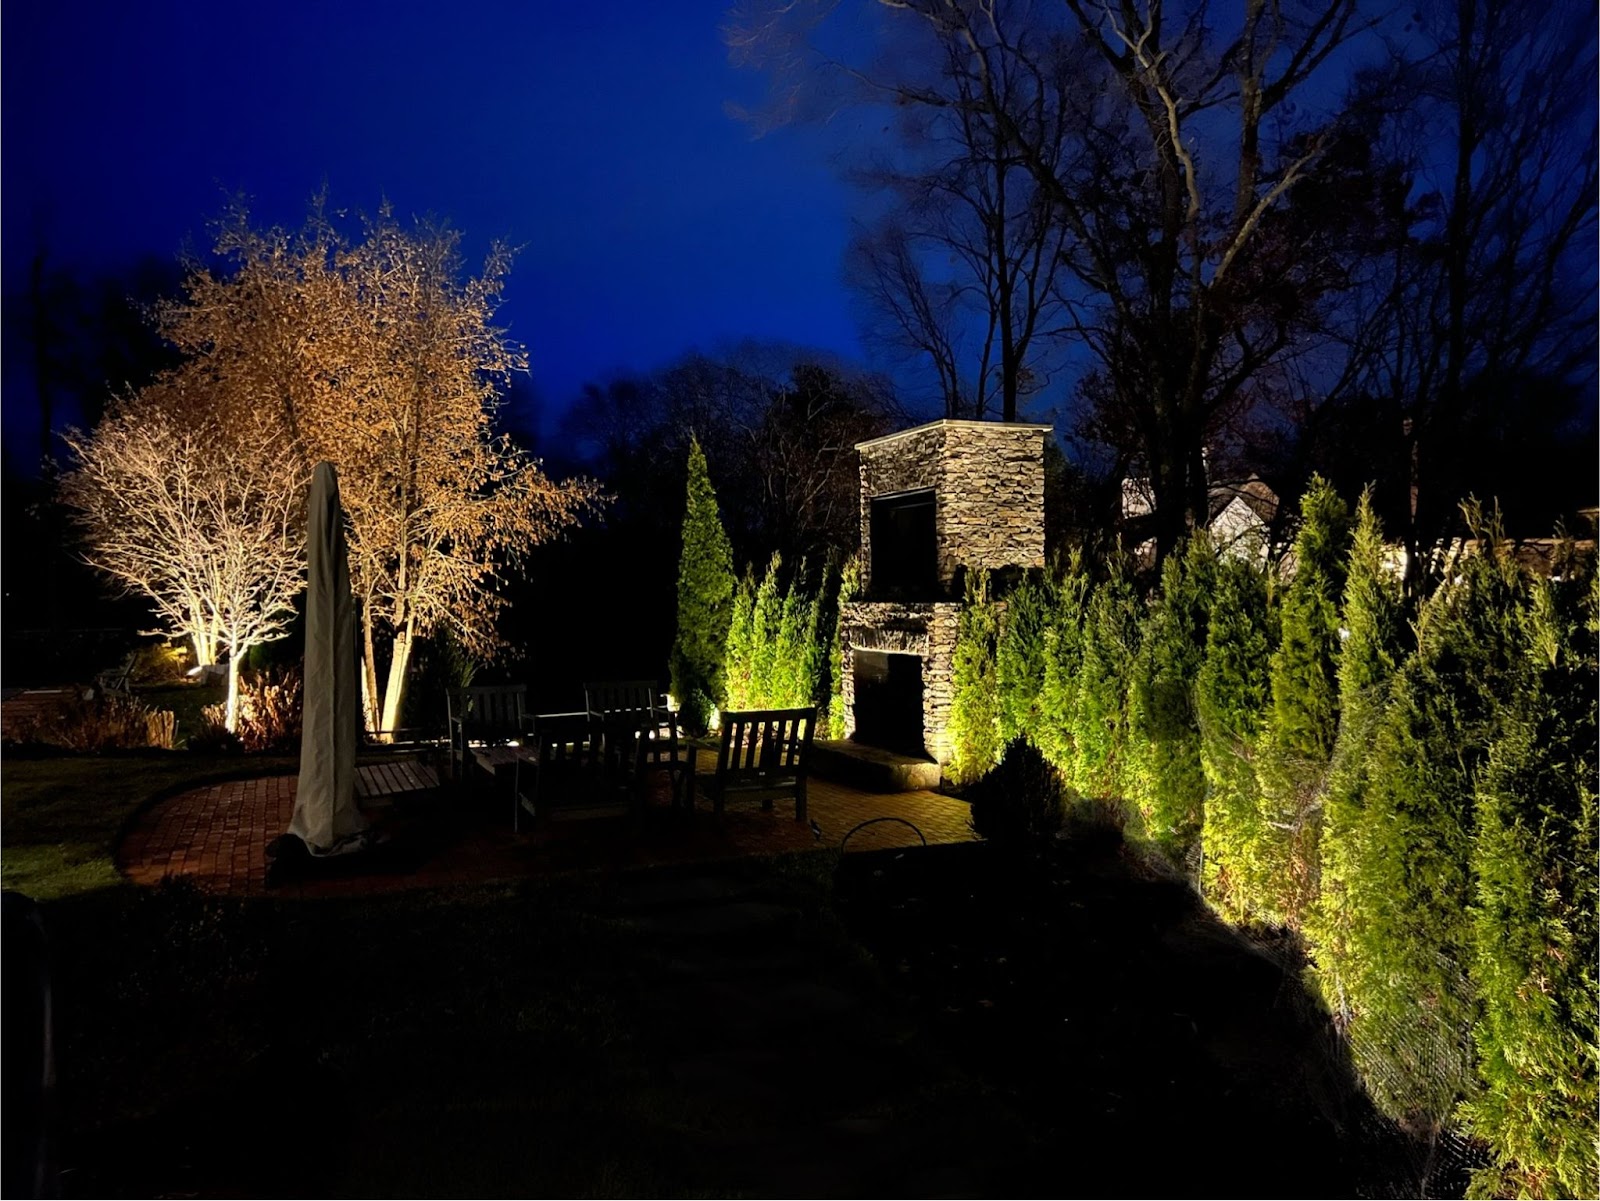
(117, 751, 975, 899)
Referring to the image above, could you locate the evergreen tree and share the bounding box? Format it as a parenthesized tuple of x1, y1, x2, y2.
(1257, 475, 1351, 923)
(947, 569, 1001, 787)
(1197, 553, 1274, 921)
(1126, 536, 1216, 859)
(670, 437, 736, 731)
(995, 571, 1053, 745)
(1461, 561, 1598, 1200)
(1036, 553, 1090, 774)
(1070, 556, 1140, 805)
(828, 552, 862, 738)
(774, 570, 813, 707)
(748, 551, 784, 708)
(1307, 489, 1405, 1014)
(723, 568, 757, 713)
(1343, 506, 1526, 1130)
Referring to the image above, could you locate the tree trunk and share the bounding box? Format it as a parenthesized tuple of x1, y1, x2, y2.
(377, 623, 414, 743)
(190, 629, 217, 669)
(360, 597, 381, 736)
(224, 652, 241, 733)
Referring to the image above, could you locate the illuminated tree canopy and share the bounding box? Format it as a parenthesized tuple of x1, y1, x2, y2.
(60, 387, 305, 732)
(155, 200, 602, 736)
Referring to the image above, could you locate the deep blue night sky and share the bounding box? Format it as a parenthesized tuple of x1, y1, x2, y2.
(2, 0, 875, 455)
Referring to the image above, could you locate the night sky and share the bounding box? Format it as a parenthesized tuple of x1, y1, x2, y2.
(2, 0, 876, 456)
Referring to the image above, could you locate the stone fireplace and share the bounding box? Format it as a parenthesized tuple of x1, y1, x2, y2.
(840, 419, 1050, 766)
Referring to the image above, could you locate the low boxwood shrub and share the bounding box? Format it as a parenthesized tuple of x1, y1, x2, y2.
(968, 736, 1066, 850)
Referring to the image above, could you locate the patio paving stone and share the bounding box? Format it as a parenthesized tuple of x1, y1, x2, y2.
(114, 750, 977, 898)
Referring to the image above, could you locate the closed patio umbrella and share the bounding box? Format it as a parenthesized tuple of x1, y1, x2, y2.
(287, 461, 369, 856)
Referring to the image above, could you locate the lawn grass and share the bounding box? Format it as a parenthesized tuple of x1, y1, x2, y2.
(1, 750, 294, 900)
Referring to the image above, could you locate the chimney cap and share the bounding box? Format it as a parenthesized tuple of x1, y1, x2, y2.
(855, 418, 1054, 453)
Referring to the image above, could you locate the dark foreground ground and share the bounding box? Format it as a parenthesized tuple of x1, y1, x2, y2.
(33, 830, 1444, 1198)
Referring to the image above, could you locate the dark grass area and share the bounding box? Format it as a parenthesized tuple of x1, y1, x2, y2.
(835, 838, 1448, 1198)
(4, 753, 1437, 1197)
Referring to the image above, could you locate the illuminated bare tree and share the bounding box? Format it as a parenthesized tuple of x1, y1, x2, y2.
(158, 202, 602, 737)
(59, 386, 306, 731)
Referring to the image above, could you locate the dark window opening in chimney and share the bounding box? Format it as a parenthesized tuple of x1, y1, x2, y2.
(870, 489, 937, 599)
(852, 649, 926, 758)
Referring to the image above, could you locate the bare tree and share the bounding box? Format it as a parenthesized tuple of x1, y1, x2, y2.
(1338, 0, 1596, 579)
(733, 0, 1379, 560)
(158, 201, 604, 737)
(842, 24, 1078, 421)
(59, 388, 306, 731)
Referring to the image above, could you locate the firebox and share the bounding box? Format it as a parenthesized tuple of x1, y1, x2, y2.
(840, 419, 1051, 769)
(851, 649, 925, 757)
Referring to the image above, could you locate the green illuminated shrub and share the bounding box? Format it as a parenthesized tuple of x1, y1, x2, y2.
(969, 736, 1065, 850)
(1343, 506, 1526, 1129)
(1307, 489, 1404, 1012)
(1126, 536, 1215, 859)
(747, 552, 784, 708)
(1069, 557, 1140, 804)
(1036, 554, 1090, 773)
(670, 438, 736, 732)
(723, 554, 824, 712)
(827, 552, 861, 738)
(1461, 564, 1598, 1200)
(723, 569, 757, 712)
(995, 571, 1053, 745)
(1256, 475, 1351, 924)
(1196, 554, 1274, 921)
(947, 570, 1001, 788)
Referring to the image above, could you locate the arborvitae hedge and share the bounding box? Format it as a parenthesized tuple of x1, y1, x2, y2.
(772, 568, 820, 709)
(724, 569, 757, 712)
(1036, 554, 1090, 774)
(1126, 536, 1215, 858)
(1343, 510, 1526, 1129)
(748, 552, 784, 708)
(1258, 475, 1351, 923)
(1461, 565, 1598, 1199)
(947, 570, 1001, 788)
(995, 571, 1053, 745)
(724, 553, 821, 712)
(1070, 557, 1140, 804)
(670, 437, 736, 732)
(828, 552, 861, 739)
(1196, 553, 1274, 922)
(1307, 489, 1404, 1014)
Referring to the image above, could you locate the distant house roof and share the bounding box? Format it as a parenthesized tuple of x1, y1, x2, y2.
(1208, 476, 1279, 524)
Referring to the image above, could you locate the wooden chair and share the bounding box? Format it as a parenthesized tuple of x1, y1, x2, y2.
(693, 707, 817, 824)
(583, 680, 659, 723)
(446, 685, 528, 781)
(584, 679, 693, 806)
(517, 712, 642, 830)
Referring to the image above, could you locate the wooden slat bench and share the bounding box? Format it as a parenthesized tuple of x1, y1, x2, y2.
(355, 759, 440, 803)
(692, 707, 817, 824)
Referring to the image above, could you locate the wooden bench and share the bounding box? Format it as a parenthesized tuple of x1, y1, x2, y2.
(446, 685, 528, 781)
(693, 707, 817, 823)
(355, 759, 440, 804)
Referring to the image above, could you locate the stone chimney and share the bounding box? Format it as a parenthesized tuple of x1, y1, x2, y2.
(841, 420, 1050, 769)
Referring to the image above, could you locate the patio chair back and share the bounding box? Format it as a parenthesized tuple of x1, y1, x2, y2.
(446, 684, 527, 779)
(583, 679, 660, 722)
(701, 707, 817, 823)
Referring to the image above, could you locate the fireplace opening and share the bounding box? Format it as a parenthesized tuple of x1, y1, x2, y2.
(869, 489, 937, 599)
(852, 649, 926, 758)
